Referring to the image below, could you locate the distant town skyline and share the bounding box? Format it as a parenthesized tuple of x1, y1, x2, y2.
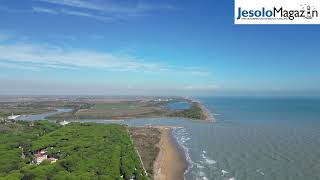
(0, 0, 319, 96)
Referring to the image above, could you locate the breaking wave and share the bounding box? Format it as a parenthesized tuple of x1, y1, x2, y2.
(172, 127, 194, 180)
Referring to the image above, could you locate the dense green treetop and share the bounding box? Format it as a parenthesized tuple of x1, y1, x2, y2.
(0, 121, 147, 180)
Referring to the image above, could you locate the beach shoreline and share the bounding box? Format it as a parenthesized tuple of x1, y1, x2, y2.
(196, 101, 215, 122)
(184, 97, 215, 122)
(153, 127, 187, 180)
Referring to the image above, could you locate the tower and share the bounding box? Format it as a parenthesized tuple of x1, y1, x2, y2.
(307, 5, 312, 19)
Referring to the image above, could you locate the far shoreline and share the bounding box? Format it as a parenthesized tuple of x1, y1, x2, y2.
(43, 97, 215, 122)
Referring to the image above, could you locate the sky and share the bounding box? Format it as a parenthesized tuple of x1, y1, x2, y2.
(0, 0, 319, 96)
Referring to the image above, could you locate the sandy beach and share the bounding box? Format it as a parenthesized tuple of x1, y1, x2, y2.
(153, 127, 187, 180)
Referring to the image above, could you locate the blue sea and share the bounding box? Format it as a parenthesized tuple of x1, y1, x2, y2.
(124, 97, 320, 180)
(178, 97, 320, 180)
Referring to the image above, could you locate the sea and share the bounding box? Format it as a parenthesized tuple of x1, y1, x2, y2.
(125, 96, 320, 180)
(19, 96, 320, 180)
(177, 96, 320, 180)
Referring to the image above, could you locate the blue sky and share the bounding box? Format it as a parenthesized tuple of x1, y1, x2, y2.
(0, 0, 319, 96)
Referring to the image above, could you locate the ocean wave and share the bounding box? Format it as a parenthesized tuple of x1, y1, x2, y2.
(172, 127, 194, 180)
(196, 163, 205, 169)
(199, 170, 208, 180)
(256, 169, 265, 176)
(201, 150, 217, 165)
(221, 169, 229, 176)
(205, 158, 217, 165)
(195, 176, 208, 180)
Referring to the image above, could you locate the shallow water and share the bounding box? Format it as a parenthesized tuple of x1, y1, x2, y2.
(16, 108, 72, 121)
(166, 101, 192, 110)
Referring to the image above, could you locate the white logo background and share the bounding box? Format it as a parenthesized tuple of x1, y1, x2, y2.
(235, 0, 320, 24)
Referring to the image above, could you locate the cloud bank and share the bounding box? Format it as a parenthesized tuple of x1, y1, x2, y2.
(0, 42, 163, 72)
(0, 33, 211, 77)
(31, 0, 174, 22)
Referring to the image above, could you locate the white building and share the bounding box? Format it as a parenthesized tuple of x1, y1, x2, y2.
(8, 113, 20, 120)
(33, 149, 58, 165)
(59, 120, 70, 126)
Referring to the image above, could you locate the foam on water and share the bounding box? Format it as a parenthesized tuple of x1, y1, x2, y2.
(172, 127, 213, 180)
(256, 169, 265, 176)
(205, 158, 217, 165)
(221, 170, 229, 176)
(201, 151, 217, 165)
(172, 127, 194, 180)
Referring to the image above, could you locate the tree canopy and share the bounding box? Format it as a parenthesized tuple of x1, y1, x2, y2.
(0, 121, 147, 180)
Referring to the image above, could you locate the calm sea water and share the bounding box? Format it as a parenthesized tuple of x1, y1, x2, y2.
(40, 97, 320, 180)
(180, 97, 320, 180)
(125, 97, 320, 180)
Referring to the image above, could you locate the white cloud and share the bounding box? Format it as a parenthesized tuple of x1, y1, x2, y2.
(1, 1, 174, 22)
(0, 31, 211, 79)
(32, 6, 114, 22)
(0, 61, 39, 71)
(37, 0, 106, 12)
(33, 7, 58, 14)
(37, 0, 174, 13)
(60, 9, 113, 22)
(0, 41, 212, 79)
(32, 0, 174, 21)
(0, 42, 163, 72)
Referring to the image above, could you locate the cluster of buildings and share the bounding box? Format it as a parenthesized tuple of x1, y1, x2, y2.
(153, 98, 173, 102)
(33, 149, 58, 165)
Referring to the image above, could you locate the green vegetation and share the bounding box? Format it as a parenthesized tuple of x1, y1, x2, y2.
(95, 103, 134, 110)
(75, 102, 165, 119)
(169, 102, 207, 120)
(0, 121, 60, 179)
(0, 121, 147, 180)
(48, 101, 166, 120)
(0, 112, 9, 117)
(0, 103, 54, 116)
